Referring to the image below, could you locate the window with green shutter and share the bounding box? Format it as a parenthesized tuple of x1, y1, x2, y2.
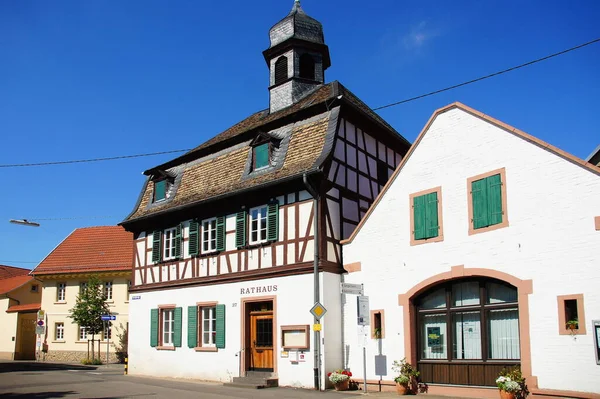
(216, 216, 226, 251)
(187, 306, 198, 348)
(188, 220, 199, 256)
(471, 173, 504, 230)
(152, 231, 162, 263)
(150, 308, 159, 347)
(413, 191, 440, 240)
(267, 201, 279, 241)
(173, 307, 182, 348)
(215, 304, 226, 349)
(235, 211, 247, 248)
(174, 224, 182, 259)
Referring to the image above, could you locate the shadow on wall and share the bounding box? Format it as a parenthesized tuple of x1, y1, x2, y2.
(0, 362, 98, 373)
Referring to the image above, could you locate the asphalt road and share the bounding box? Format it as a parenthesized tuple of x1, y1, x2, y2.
(0, 361, 401, 399)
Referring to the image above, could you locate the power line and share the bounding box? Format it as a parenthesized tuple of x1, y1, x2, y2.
(0, 149, 190, 168)
(373, 37, 600, 111)
(0, 37, 597, 169)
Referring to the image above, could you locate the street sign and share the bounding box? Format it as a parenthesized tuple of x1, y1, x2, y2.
(313, 323, 322, 332)
(341, 283, 363, 295)
(35, 326, 45, 335)
(37, 320, 44, 326)
(357, 295, 370, 325)
(100, 315, 116, 321)
(37, 310, 45, 319)
(309, 302, 327, 320)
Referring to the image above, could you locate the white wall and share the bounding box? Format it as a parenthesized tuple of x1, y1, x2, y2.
(343, 108, 600, 393)
(129, 272, 342, 388)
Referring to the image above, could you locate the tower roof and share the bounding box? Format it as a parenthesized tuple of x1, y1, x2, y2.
(268, 1, 325, 48)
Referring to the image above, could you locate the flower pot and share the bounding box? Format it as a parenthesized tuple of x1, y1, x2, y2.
(334, 379, 350, 391)
(499, 390, 516, 399)
(396, 383, 409, 395)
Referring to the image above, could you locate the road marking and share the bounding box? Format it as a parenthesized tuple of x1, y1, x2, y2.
(67, 370, 80, 372)
(87, 372, 102, 375)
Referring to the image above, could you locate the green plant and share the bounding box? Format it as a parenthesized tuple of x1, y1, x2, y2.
(496, 365, 527, 396)
(392, 358, 420, 386)
(81, 358, 103, 365)
(114, 323, 128, 364)
(374, 328, 382, 339)
(565, 319, 578, 330)
(328, 369, 352, 384)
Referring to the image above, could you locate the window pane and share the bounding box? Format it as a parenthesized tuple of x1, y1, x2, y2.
(419, 288, 446, 309)
(452, 311, 482, 359)
(256, 319, 273, 347)
(452, 282, 480, 307)
(488, 309, 520, 359)
(254, 144, 269, 169)
(154, 180, 166, 201)
(487, 282, 517, 304)
(420, 314, 447, 359)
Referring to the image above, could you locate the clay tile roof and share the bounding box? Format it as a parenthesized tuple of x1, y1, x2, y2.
(0, 275, 34, 295)
(6, 303, 41, 313)
(32, 226, 133, 275)
(0, 265, 31, 280)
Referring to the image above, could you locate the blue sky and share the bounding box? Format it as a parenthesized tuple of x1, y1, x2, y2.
(1, 0, 599, 269)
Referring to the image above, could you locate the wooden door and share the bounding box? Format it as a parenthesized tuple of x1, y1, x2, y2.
(15, 313, 37, 360)
(250, 312, 274, 371)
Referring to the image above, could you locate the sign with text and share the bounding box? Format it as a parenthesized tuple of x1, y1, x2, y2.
(427, 327, 441, 347)
(101, 315, 116, 321)
(357, 295, 370, 325)
(35, 326, 45, 335)
(341, 283, 363, 295)
(240, 284, 278, 295)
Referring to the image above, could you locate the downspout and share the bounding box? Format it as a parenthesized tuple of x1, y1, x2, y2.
(303, 172, 321, 391)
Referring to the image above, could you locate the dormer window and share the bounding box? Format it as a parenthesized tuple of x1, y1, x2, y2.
(253, 143, 270, 170)
(153, 180, 168, 202)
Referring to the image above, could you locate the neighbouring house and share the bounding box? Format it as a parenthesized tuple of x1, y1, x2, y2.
(119, 1, 410, 389)
(0, 265, 41, 360)
(341, 102, 600, 398)
(31, 226, 133, 363)
(587, 144, 600, 166)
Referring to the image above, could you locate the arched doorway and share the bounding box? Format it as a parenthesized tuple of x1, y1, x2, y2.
(414, 278, 520, 386)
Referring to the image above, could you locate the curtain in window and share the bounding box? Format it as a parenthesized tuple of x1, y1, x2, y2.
(452, 311, 482, 359)
(421, 314, 447, 359)
(488, 309, 520, 359)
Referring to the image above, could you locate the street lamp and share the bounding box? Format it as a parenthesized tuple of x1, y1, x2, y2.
(9, 219, 40, 227)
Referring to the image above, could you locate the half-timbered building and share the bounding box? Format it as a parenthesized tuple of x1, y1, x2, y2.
(120, 1, 410, 389)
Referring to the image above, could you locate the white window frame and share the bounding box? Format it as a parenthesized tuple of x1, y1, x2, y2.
(201, 218, 217, 254)
(55, 323, 64, 340)
(249, 205, 268, 245)
(162, 309, 175, 347)
(104, 281, 113, 300)
(57, 282, 66, 302)
(201, 306, 217, 347)
(163, 227, 177, 260)
(79, 326, 88, 341)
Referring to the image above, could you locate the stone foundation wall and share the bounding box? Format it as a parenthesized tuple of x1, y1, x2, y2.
(43, 350, 120, 364)
(0, 352, 14, 360)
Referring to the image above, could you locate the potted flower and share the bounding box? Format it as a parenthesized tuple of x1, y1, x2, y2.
(566, 319, 578, 331)
(328, 369, 352, 391)
(392, 358, 420, 395)
(496, 366, 526, 399)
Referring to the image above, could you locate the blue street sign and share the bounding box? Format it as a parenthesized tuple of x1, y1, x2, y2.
(100, 315, 116, 321)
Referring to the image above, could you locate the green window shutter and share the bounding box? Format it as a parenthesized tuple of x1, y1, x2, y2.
(216, 216, 226, 251)
(267, 201, 279, 241)
(425, 192, 439, 239)
(154, 180, 166, 202)
(152, 230, 162, 263)
(235, 211, 246, 248)
(150, 308, 159, 347)
(174, 224, 182, 258)
(173, 307, 182, 347)
(254, 143, 269, 169)
(187, 306, 198, 348)
(413, 195, 426, 240)
(487, 174, 503, 226)
(472, 178, 489, 229)
(188, 220, 199, 256)
(215, 304, 226, 349)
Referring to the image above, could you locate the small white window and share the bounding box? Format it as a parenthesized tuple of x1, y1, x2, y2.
(202, 306, 217, 347)
(162, 309, 175, 346)
(163, 228, 177, 260)
(249, 206, 268, 244)
(55, 323, 64, 340)
(57, 282, 66, 302)
(202, 218, 217, 254)
(79, 326, 88, 341)
(104, 281, 113, 300)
